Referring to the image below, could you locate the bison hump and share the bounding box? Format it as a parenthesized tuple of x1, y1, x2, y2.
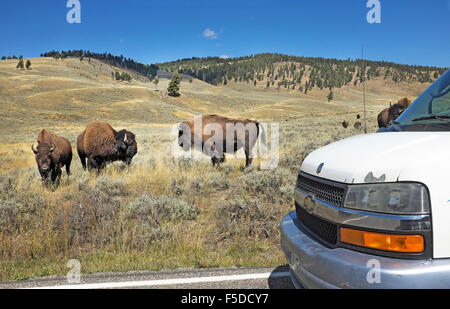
(83, 121, 117, 157)
(37, 129, 57, 144)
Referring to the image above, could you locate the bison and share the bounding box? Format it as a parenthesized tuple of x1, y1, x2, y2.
(177, 114, 266, 167)
(377, 103, 406, 128)
(77, 121, 137, 172)
(354, 121, 362, 130)
(377, 97, 413, 128)
(342, 120, 349, 129)
(32, 129, 72, 186)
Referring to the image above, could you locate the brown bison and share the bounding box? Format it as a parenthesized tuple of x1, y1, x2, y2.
(342, 120, 349, 128)
(377, 103, 406, 128)
(354, 121, 362, 130)
(177, 114, 266, 167)
(77, 121, 137, 172)
(32, 129, 72, 185)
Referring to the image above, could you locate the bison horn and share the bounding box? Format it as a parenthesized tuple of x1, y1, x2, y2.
(124, 134, 128, 143)
(50, 143, 56, 152)
(31, 144, 37, 154)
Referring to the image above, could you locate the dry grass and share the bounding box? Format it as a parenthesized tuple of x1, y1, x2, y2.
(0, 57, 410, 281)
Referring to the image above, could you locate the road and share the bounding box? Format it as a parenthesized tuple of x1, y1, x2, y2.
(0, 266, 295, 289)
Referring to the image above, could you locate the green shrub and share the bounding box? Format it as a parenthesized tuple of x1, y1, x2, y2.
(206, 173, 230, 191)
(215, 197, 281, 240)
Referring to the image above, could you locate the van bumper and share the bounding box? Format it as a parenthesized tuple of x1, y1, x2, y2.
(281, 211, 450, 289)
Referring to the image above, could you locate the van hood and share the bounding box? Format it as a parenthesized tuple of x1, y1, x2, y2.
(301, 132, 450, 184)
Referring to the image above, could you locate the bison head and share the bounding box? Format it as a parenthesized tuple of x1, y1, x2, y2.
(32, 143, 55, 177)
(116, 130, 137, 165)
(389, 104, 406, 123)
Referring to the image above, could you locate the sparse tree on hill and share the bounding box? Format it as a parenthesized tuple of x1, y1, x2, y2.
(153, 78, 159, 90)
(26, 60, 31, 70)
(16, 59, 24, 69)
(327, 90, 333, 102)
(1, 56, 5, 60)
(266, 81, 270, 88)
(254, 80, 257, 86)
(168, 71, 181, 97)
(189, 78, 193, 83)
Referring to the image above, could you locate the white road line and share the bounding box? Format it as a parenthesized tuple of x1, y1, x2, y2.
(28, 272, 291, 289)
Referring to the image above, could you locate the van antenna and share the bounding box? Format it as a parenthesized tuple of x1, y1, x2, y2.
(362, 44, 367, 134)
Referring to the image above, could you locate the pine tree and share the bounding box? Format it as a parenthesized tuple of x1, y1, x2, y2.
(327, 90, 333, 102)
(25, 60, 31, 70)
(153, 78, 159, 90)
(168, 71, 181, 97)
(16, 59, 24, 69)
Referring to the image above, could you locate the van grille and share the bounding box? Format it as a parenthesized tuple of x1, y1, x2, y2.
(296, 205, 338, 246)
(296, 174, 345, 206)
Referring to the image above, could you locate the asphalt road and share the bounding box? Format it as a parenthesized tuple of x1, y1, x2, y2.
(1, 266, 295, 289)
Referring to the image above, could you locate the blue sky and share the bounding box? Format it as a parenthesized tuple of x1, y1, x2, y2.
(0, 0, 449, 67)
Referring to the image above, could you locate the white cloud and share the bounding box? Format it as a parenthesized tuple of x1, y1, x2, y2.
(202, 28, 218, 40)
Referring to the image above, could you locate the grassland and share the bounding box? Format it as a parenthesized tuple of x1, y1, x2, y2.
(0, 57, 426, 281)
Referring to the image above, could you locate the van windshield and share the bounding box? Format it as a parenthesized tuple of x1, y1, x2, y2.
(394, 69, 450, 130)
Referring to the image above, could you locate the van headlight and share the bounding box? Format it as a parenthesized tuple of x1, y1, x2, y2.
(344, 183, 430, 215)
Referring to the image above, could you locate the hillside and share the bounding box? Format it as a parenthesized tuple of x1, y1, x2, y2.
(0, 55, 435, 143)
(158, 53, 446, 89)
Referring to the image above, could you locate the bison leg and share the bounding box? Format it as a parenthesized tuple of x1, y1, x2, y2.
(87, 157, 99, 171)
(244, 147, 254, 167)
(79, 153, 87, 170)
(51, 167, 62, 188)
(65, 160, 71, 176)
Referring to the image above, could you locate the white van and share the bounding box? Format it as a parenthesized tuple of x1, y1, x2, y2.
(281, 69, 450, 289)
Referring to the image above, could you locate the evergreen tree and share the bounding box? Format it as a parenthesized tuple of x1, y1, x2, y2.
(25, 59, 31, 70)
(327, 90, 333, 102)
(153, 78, 159, 90)
(168, 71, 181, 97)
(16, 59, 24, 69)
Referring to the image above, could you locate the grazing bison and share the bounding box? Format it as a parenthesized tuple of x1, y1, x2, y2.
(357, 114, 361, 120)
(342, 120, 349, 129)
(377, 103, 406, 128)
(77, 121, 137, 172)
(354, 121, 362, 130)
(32, 129, 72, 186)
(177, 114, 266, 167)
